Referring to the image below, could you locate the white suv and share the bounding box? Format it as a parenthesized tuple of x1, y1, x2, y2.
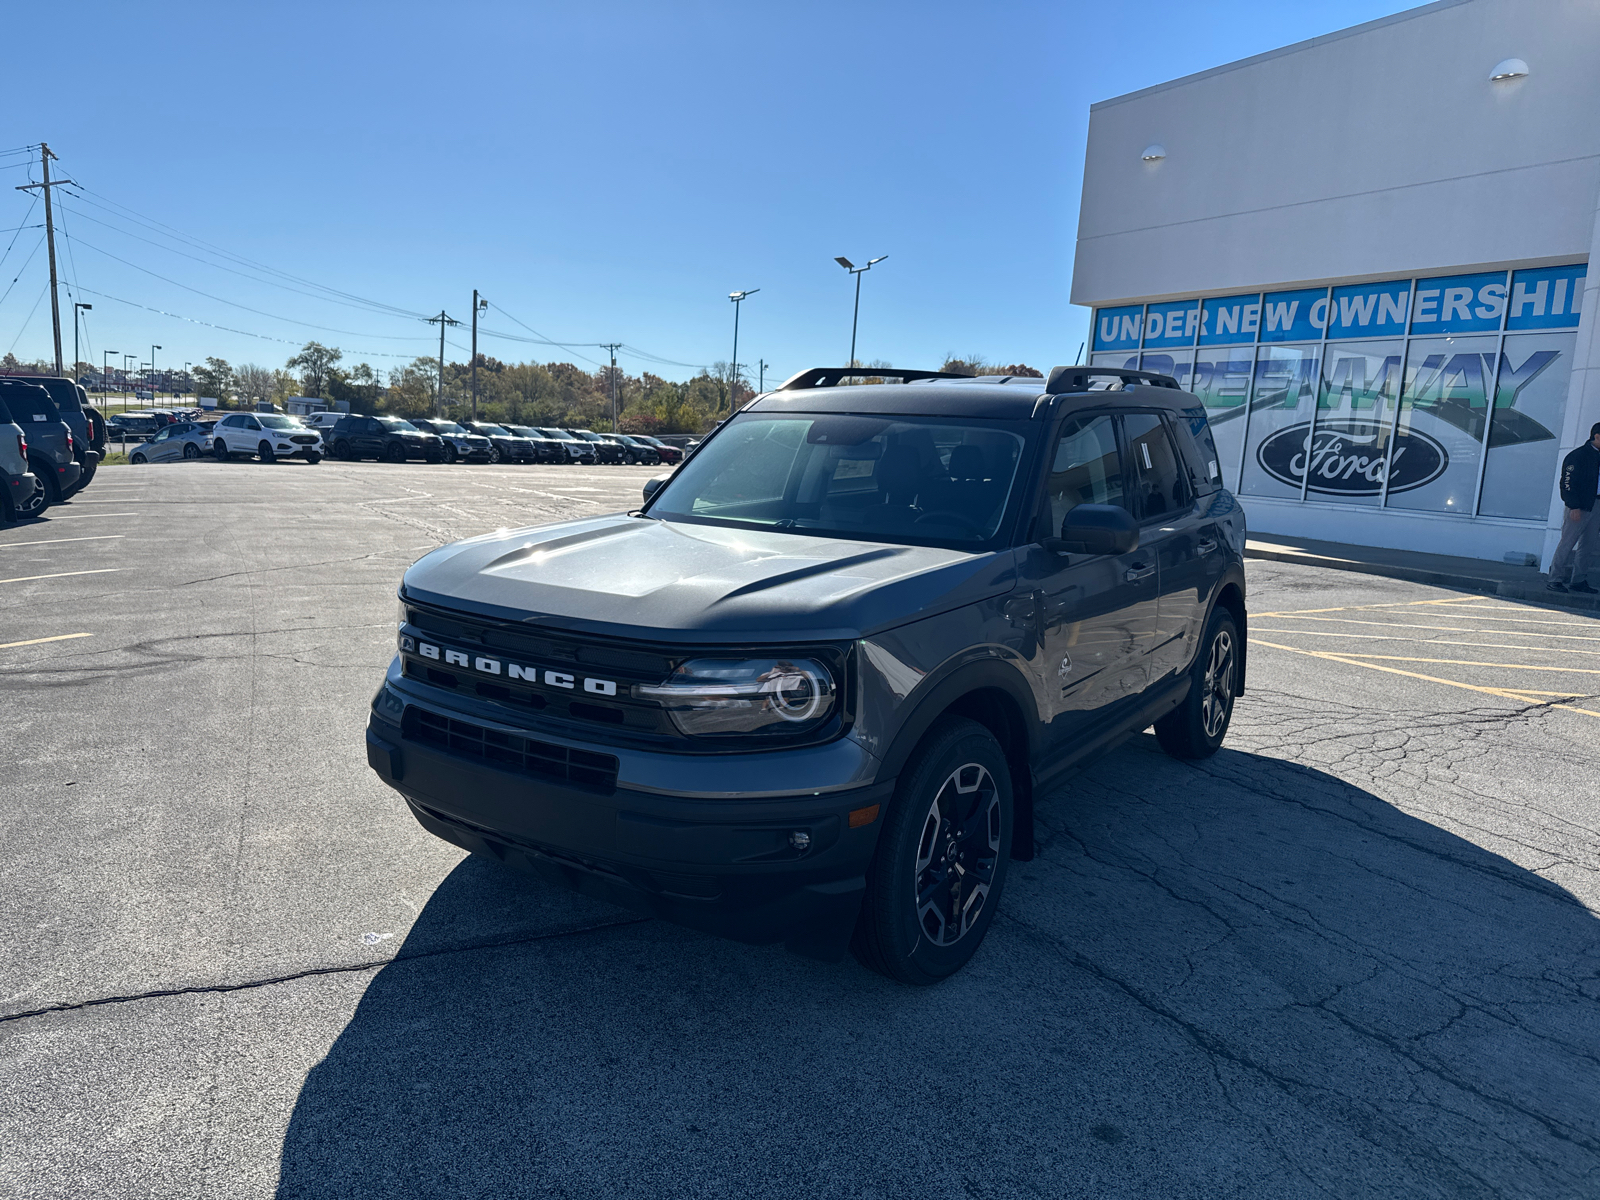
(211, 413, 324, 463)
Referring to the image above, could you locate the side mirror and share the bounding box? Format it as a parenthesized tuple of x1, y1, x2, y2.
(642, 474, 670, 502)
(1044, 503, 1139, 556)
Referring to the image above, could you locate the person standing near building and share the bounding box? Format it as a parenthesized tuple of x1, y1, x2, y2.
(1548, 423, 1600, 595)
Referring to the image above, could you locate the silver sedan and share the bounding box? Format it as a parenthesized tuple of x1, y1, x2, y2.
(129, 422, 213, 464)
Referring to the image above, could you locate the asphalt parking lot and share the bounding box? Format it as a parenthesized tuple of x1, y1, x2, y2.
(4, 460, 1600, 1199)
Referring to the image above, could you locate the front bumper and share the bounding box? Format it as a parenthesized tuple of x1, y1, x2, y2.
(366, 678, 891, 961)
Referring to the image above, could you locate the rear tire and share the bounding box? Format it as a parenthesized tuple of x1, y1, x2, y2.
(182, 443, 200, 460)
(852, 716, 1012, 985)
(1154, 609, 1240, 761)
(13, 479, 47, 518)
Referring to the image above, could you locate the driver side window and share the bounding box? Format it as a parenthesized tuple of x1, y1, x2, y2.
(1044, 413, 1126, 537)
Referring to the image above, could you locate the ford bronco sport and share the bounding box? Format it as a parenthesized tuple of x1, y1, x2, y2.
(366, 365, 1247, 983)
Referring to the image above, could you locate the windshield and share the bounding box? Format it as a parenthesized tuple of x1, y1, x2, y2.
(476, 425, 510, 436)
(430, 421, 466, 434)
(542, 428, 576, 440)
(648, 412, 1028, 546)
(504, 426, 537, 436)
(377, 417, 419, 431)
(258, 415, 300, 430)
(572, 430, 602, 440)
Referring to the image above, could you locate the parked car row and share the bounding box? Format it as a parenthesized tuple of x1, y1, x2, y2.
(112, 408, 688, 469)
(0, 375, 110, 522)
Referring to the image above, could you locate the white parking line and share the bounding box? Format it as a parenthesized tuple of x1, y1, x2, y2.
(0, 632, 92, 650)
(0, 535, 125, 549)
(39, 512, 140, 520)
(0, 568, 127, 585)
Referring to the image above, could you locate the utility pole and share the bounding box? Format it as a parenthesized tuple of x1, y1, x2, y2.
(758, 359, 768, 394)
(470, 291, 488, 422)
(600, 343, 622, 431)
(16, 143, 75, 376)
(426, 311, 459, 417)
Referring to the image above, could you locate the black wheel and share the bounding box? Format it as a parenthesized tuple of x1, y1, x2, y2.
(214, 438, 230, 460)
(444, 444, 458, 463)
(1154, 609, 1240, 760)
(34, 462, 63, 506)
(258, 441, 275, 463)
(487, 446, 502, 464)
(334, 440, 355, 462)
(852, 716, 1012, 984)
(130, 452, 148, 465)
(305, 452, 322, 464)
(385, 442, 406, 463)
(623, 452, 637, 465)
(14, 479, 47, 518)
(182, 443, 200, 460)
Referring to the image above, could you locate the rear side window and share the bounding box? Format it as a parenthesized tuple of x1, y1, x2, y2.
(1177, 405, 1222, 494)
(1122, 413, 1191, 522)
(0, 394, 11, 423)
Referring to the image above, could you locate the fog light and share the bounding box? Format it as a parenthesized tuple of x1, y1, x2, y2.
(789, 831, 811, 851)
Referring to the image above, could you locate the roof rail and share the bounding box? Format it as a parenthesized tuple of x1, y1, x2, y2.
(776, 366, 972, 391)
(1044, 365, 1181, 394)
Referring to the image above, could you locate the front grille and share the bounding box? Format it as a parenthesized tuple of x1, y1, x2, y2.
(405, 706, 618, 792)
(290, 435, 318, 445)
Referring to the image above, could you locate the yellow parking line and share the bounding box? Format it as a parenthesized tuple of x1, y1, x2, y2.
(0, 632, 93, 650)
(1317, 653, 1600, 675)
(1262, 615, 1600, 643)
(0, 535, 125, 549)
(1351, 610, 1600, 630)
(1254, 598, 1480, 618)
(1251, 638, 1600, 721)
(1252, 628, 1600, 656)
(0, 568, 126, 585)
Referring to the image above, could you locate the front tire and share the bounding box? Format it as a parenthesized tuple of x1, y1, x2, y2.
(444, 443, 458, 463)
(852, 716, 1012, 984)
(1154, 609, 1240, 761)
(131, 452, 148, 465)
(385, 442, 406, 463)
(305, 452, 322, 464)
(487, 446, 502, 464)
(258, 441, 275, 463)
(334, 440, 355, 461)
(214, 438, 230, 460)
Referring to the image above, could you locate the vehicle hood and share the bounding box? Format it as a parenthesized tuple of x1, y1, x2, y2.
(401, 514, 1018, 643)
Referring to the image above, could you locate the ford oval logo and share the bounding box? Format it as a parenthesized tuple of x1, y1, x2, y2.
(1255, 420, 1448, 496)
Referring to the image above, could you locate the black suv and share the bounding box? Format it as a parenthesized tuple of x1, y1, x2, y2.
(461, 421, 537, 464)
(567, 428, 621, 464)
(0, 379, 81, 516)
(9, 375, 101, 495)
(328, 415, 443, 462)
(366, 366, 1246, 983)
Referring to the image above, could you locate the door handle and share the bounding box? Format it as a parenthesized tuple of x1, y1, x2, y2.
(1125, 562, 1155, 582)
(1197, 538, 1218, 555)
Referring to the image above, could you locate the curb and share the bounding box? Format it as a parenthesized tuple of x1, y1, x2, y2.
(1243, 544, 1600, 613)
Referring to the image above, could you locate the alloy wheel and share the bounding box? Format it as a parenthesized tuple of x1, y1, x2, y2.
(913, 762, 1002, 947)
(1201, 629, 1235, 739)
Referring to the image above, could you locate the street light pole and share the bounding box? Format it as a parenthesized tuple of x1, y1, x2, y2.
(72, 303, 91, 382)
(123, 354, 135, 411)
(471, 291, 488, 422)
(103, 350, 117, 411)
(151, 345, 162, 404)
(728, 289, 759, 413)
(833, 255, 887, 369)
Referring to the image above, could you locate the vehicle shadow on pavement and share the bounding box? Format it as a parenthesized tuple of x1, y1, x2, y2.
(275, 736, 1600, 1199)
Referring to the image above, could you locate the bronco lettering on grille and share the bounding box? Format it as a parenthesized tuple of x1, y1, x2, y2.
(399, 634, 619, 696)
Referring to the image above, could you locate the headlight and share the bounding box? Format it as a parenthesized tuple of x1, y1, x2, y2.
(636, 657, 837, 736)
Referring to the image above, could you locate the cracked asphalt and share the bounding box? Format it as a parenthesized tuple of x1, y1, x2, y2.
(3, 461, 1599, 1199)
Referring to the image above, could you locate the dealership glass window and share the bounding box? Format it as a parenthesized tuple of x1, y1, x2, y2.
(1089, 352, 1140, 371)
(1239, 344, 1320, 501)
(1384, 336, 1497, 516)
(1199, 294, 1260, 346)
(1308, 341, 1404, 507)
(1190, 348, 1255, 491)
(1477, 332, 1576, 520)
(1139, 351, 1193, 391)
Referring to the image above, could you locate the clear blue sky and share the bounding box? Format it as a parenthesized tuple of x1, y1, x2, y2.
(3, 0, 1414, 386)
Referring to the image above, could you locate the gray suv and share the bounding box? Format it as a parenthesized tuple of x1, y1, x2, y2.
(0, 379, 80, 516)
(11, 375, 102, 495)
(0, 390, 40, 523)
(365, 366, 1247, 982)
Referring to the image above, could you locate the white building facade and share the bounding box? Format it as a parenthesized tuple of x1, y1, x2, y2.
(1071, 0, 1600, 566)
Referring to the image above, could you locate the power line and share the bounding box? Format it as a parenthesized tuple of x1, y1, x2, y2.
(0, 234, 45, 311)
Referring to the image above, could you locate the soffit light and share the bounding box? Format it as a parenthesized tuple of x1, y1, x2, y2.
(1490, 58, 1528, 81)
(1141, 144, 1166, 162)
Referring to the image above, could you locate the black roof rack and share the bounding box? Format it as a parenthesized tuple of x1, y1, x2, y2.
(776, 367, 973, 391)
(1044, 366, 1181, 394)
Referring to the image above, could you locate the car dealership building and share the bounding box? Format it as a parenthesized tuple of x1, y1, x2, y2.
(1071, 0, 1600, 567)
